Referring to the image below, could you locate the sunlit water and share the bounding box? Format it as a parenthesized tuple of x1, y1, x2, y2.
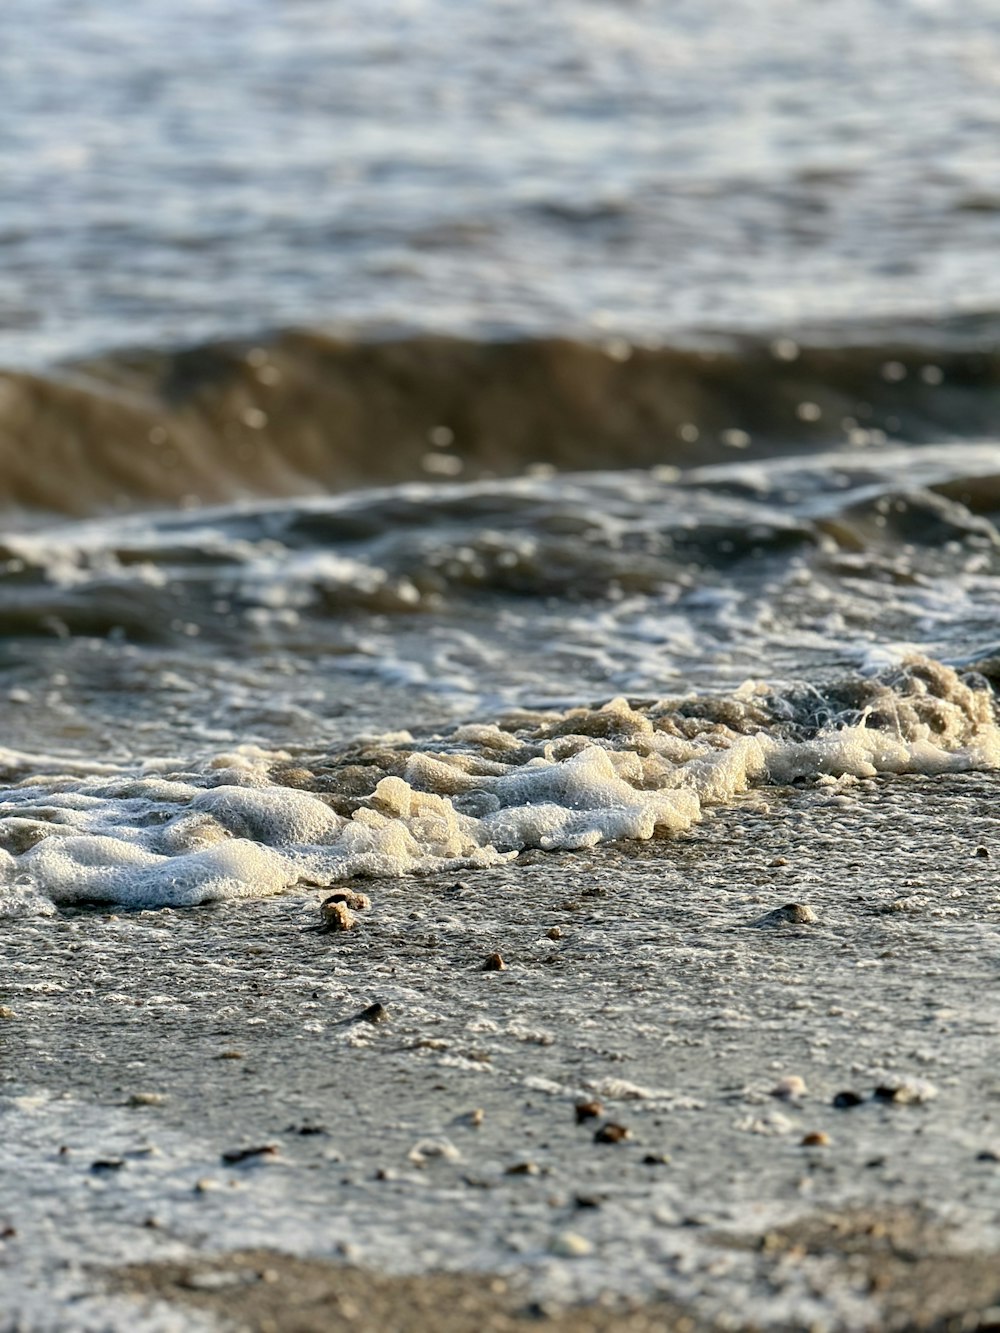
(3, 0, 1000, 364)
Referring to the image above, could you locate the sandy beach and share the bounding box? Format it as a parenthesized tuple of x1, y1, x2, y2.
(5, 770, 1000, 1330)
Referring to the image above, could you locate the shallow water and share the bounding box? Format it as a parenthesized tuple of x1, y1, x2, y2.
(2, 435, 1000, 912)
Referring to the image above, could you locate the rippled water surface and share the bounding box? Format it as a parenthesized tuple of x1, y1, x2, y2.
(4, 0, 1000, 364)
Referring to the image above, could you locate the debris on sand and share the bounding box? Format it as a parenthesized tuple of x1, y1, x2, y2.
(752, 903, 817, 927)
(320, 899, 355, 932)
(594, 1123, 630, 1145)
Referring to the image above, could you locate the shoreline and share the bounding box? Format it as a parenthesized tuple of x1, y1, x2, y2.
(4, 771, 1000, 1329)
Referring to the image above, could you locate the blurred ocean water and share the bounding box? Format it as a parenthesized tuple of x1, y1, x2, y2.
(3, 0, 1000, 364)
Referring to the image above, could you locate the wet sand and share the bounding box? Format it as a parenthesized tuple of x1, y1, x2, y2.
(110, 1211, 1000, 1333)
(4, 771, 1000, 1330)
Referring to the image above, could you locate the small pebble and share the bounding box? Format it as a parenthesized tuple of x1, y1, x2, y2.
(575, 1100, 603, 1124)
(976, 1149, 1000, 1163)
(320, 900, 355, 932)
(873, 1078, 937, 1105)
(221, 1145, 279, 1165)
(0, 1006, 15, 1020)
(772, 1075, 807, 1101)
(801, 1131, 830, 1147)
(215, 1050, 244, 1061)
(182, 1270, 259, 1292)
(832, 1090, 864, 1109)
(594, 1122, 630, 1145)
(193, 1178, 222, 1194)
(550, 1231, 594, 1258)
(358, 1002, 389, 1024)
(483, 952, 507, 972)
(753, 902, 817, 927)
(460, 1108, 485, 1128)
(408, 1139, 461, 1167)
(90, 1158, 125, 1173)
(323, 889, 371, 911)
(127, 1092, 167, 1108)
(546, 927, 563, 940)
(975, 846, 990, 859)
(642, 1153, 672, 1166)
(505, 1161, 540, 1176)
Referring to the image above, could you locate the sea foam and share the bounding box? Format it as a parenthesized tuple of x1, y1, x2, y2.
(0, 656, 996, 912)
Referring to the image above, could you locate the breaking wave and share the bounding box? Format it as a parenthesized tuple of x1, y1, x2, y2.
(4, 323, 1000, 516)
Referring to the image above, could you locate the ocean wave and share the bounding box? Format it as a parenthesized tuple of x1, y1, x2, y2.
(0, 443, 997, 643)
(3, 325, 1000, 517)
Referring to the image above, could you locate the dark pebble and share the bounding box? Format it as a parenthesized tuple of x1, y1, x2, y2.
(753, 902, 817, 927)
(975, 846, 990, 858)
(505, 1161, 540, 1176)
(976, 1149, 1000, 1162)
(221, 1145, 278, 1165)
(483, 952, 507, 972)
(873, 1084, 911, 1104)
(285, 1123, 328, 1136)
(91, 1158, 125, 1172)
(832, 1090, 864, 1109)
(594, 1122, 630, 1145)
(358, 1002, 389, 1024)
(323, 889, 371, 911)
(642, 1152, 672, 1165)
(575, 1100, 603, 1123)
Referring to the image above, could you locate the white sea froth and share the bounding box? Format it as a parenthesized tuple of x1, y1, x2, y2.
(0, 656, 996, 912)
